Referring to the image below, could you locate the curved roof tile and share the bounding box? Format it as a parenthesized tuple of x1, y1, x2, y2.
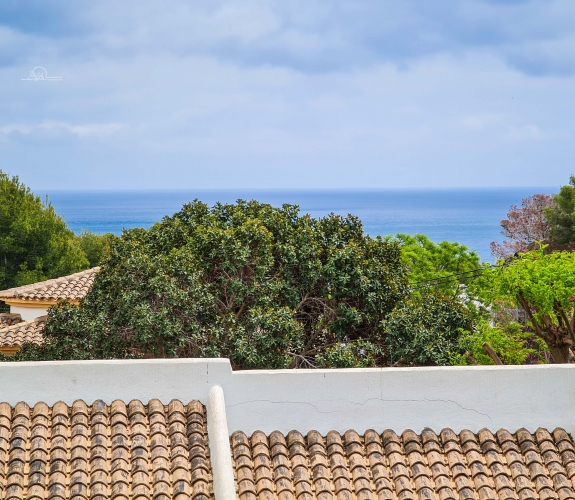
(0, 316, 46, 348)
(0, 399, 212, 500)
(0, 267, 99, 301)
(231, 426, 575, 500)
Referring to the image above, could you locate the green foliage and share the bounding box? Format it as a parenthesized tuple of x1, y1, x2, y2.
(315, 340, 381, 368)
(394, 234, 488, 303)
(545, 175, 575, 244)
(382, 292, 473, 366)
(492, 249, 575, 325)
(76, 231, 115, 267)
(0, 171, 89, 288)
(452, 320, 548, 366)
(18, 200, 409, 368)
(489, 248, 575, 363)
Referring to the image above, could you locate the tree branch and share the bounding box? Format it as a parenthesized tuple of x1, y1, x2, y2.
(557, 305, 575, 345)
(482, 342, 503, 365)
(518, 293, 543, 336)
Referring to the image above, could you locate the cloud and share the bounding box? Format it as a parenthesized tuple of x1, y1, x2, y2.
(0, 121, 124, 138)
(1, 0, 574, 76)
(503, 124, 567, 142)
(461, 113, 506, 130)
(0, 1, 573, 190)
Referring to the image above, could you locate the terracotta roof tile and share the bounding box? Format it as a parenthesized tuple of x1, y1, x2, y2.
(0, 316, 46, 348)
(0, 314, 22, 328)
(0, 399, 212, 500)
(0, 267, 99, 302)
(231, 428, 575, 500)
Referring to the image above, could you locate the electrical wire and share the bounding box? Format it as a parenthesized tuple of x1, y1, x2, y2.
(409, 264, 501, 290)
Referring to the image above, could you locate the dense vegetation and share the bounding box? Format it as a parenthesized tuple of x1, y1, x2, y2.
(18, 201, 410, 367)
(488, 249, 575, 363)
(4, 172, 575, 367)
(545, 175, 575, 244)
(0, 172, 87, 288)
(0, 171, 113, 290)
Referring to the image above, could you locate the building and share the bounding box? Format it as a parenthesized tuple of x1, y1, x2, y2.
(0, 267, 99, 355)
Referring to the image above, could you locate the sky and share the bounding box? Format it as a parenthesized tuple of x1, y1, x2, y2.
(0, 0, 574, 190)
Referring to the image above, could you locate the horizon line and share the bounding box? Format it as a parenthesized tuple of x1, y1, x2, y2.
(36, 186, 559, 193)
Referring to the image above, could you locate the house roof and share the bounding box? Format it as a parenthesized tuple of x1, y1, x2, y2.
(0, 267, 99, 302)
(1, 393, 575, 500)
(0, 399, 212, 500)
(0, 313, 22, 328)
(231, 427, 575, 500)
(0, 316, 46, 348)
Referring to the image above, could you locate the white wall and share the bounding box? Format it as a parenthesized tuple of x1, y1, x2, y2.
(0, 359, 573, 435)
(224, 365, 574, 435)
(10, 305, 48, 321)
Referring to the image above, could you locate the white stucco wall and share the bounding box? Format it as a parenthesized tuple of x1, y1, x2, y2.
(0, 359, 573, 435)
(0, 358, 231, 405)
(9, 305, 48, 321)
(224, 364, 575, 435)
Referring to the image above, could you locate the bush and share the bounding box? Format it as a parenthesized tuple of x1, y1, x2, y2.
(17, 200, 409, 368)
(452, 320, 549, 365)
(382, 292, 473, 366)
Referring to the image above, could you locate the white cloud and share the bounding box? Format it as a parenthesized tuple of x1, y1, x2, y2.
(0, 1, 574, 189)
(503, 124, 567, 143)
(461, 113, 505, 131)
(0, 121, 125, 137)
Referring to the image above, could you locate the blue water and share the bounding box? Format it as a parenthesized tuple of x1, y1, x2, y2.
(45, 188, 556, 262)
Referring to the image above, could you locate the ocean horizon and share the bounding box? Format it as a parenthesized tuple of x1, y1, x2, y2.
(44, 187, 557, 263)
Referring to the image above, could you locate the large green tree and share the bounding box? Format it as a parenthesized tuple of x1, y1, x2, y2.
(76, 230, 115, 267)
(489, 248, 575, 363)
(393, 233, 489, 305)
(0, 171, 89, 288)
(19, 200, 409, 368)
(545, 175, 575, 244)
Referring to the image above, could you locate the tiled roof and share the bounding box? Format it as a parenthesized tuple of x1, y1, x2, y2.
(0, 314, 22, 328)
(0, 399, 212, 500)
(0, 267, 99, 302)
(0, 316, 46, 348)
(231, 427, 575, 500)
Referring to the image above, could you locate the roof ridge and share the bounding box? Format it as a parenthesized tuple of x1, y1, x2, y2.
(0, 267, 100, 295)
(0, 267, 100, 301)
(0, 315, 47, 334)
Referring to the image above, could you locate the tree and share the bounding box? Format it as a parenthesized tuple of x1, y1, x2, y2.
(393, 233, 491, 313)
(17, 200, 409, 368)
(491, 194, 555, 259)
(76, 231, 115, 267)
(382, 291, 473, 366)
(545, 175, 575, 244)
(489, 248, 575, 363)
(0, 171, 89, 288)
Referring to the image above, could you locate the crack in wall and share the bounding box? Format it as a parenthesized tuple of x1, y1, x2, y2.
(226, 396, 494, 426)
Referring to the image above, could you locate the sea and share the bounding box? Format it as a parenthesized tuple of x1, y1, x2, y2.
(45, 188, 556, 263)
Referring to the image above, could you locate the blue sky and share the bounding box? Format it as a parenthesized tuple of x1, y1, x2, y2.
(0, 0, 574, 190)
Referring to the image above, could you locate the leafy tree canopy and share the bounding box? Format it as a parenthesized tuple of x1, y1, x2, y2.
(488, 248, 575, 363)
(18, 200, 409, 368)
(76, 230, 115, 267)
(0, 171, 89, 288)
(545, 175, 575, 244)
(393, 233, 488, 304)
(382, 291, 473, 366)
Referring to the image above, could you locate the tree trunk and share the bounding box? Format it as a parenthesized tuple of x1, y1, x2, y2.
(548, 344, 571, 364)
